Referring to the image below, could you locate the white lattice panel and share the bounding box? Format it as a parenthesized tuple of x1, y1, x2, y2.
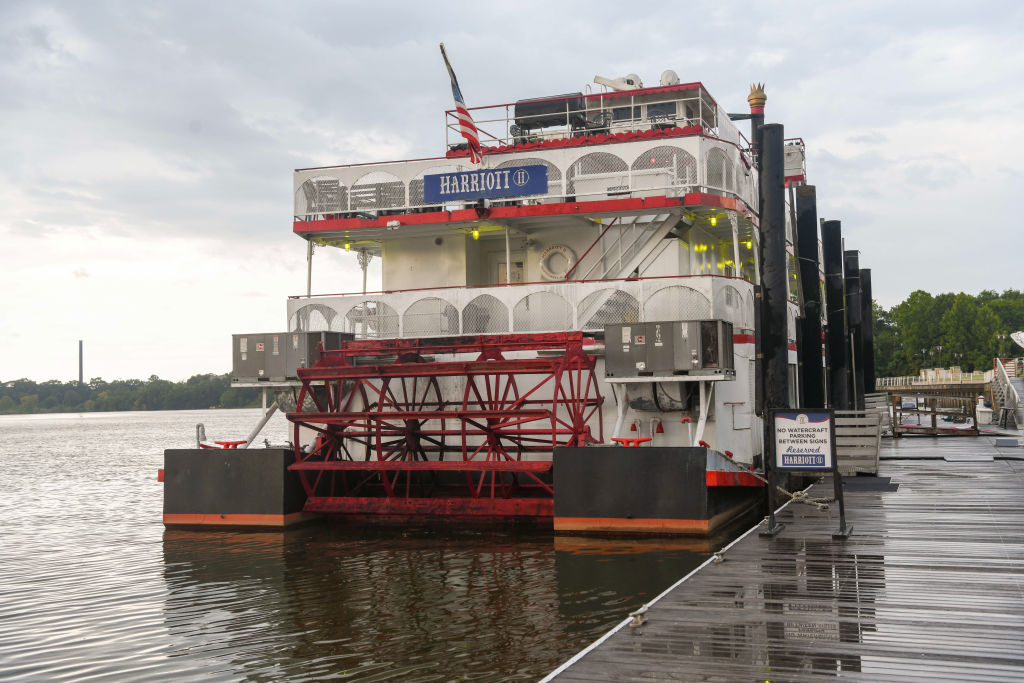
(287, 276, 752, 339)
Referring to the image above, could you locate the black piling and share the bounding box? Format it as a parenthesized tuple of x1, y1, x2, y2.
(757, 122, 790, 534)
(844, 250, 864, 410)
(860, 268, 875, 394)
(822, 220, 849, 410)
(795, 186, 825, 408)
(758, 124, 790, 412)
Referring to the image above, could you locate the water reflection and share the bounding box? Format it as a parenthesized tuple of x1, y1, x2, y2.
(583, 532, 887, 679)
(162, 527, 715, 680)
(755, 536, 884, 674)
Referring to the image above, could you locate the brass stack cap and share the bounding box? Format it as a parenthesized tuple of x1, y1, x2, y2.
(747, 83, 767, 110)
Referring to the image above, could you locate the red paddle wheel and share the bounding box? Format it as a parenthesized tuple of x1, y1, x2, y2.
(286, 332, 603, 520)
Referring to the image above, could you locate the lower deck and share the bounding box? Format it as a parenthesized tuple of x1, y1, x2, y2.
(546, 434, 1024, 681)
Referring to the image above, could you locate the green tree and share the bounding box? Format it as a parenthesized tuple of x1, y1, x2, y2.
(872, 301, 904, 377)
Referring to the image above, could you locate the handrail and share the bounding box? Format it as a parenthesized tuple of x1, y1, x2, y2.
(564, 217, 618, 280)
(995, 358, 1020, 422)
(289, 272, 755, 300)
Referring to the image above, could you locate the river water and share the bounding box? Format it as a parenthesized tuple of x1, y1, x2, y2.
(0, 409, 725, 681)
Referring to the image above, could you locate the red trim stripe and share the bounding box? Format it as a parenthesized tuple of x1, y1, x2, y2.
(705, 470, 764, 487)
(294, 193, 758, 234)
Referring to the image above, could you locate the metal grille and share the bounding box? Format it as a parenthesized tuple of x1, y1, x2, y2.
(578, 289, 640, 331)
(496, 157, 562, 196)
(344, 300, 400, 338)
(567, 151, 628, 195)
(350, 171, 405, 210)
(403, 297, 460, 336)
(715, 285, 744, 326)
(705, 148, 729, 192)
(296, 177, 347, 215)
(512, 291, 572, 332)
(290, 303, 343, 332)
(643, 285, 711, 321)
(738, 166, 752, 204)
(630, 146, 697, 187)
(462, 294, 509, 334)
(409, 165, 459, 206)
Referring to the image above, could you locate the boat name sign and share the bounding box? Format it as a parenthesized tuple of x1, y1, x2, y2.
(773, 410, 833, 470)
(424, 165, 548, 203)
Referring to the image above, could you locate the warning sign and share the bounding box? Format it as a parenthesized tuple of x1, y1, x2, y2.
(773, 411, 833, 470)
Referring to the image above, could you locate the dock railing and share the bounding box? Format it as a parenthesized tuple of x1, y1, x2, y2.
(877, 368, 992, 388)
(994, 358, 1021, 428)
(891, 394, 980, 437)
(834, 409, 883, 475)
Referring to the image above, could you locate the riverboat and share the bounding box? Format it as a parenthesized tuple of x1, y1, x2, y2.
(166, 69, 814, 535)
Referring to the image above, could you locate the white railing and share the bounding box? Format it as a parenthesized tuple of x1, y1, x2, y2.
(877, 369, 993, 388)
(995, 358, 1021, 425)
(442, 88, 747, 154)
(286, 275, 756, 340)
(877, 376, 915, 388)
(294, 133, 757, 221)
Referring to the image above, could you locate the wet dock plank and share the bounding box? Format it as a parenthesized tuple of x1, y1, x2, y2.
(546, 436, 1024, 681)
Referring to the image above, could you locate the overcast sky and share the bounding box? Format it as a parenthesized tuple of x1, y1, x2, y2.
(2, 1, 1021, 382)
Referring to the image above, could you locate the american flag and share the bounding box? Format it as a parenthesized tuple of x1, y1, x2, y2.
(440, 43, 482, 164)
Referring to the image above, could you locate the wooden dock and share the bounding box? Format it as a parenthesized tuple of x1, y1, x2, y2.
(545, 435, 1024, 681)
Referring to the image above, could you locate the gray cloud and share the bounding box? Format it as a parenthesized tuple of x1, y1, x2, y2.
(2, 0, 1023, 379)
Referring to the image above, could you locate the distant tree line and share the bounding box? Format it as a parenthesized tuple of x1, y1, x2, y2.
(874, 289, 1024, 377)
(0, 374, 263, 415)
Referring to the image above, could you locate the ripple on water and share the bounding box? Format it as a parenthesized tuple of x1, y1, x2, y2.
(0, 410, 718, 680)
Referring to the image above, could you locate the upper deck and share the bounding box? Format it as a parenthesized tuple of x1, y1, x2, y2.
(287, 76, 807, 324)
(293, 82, 758, 235)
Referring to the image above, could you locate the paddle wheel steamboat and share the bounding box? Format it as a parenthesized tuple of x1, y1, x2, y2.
(165, 69, 815, 534)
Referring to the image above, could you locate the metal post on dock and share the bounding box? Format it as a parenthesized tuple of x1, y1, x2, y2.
(822, 221, 849, 410)
(757, 122, 789, 536)
(795, 186, 825, 408)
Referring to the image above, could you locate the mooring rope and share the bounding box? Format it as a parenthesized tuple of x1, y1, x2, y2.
(719, 458, 833, 510)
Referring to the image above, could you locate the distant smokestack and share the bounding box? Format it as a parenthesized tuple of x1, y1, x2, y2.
(78, 340, 83, 385)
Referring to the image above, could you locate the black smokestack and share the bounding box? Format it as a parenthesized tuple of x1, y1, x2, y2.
(748, 84, 766, 170)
